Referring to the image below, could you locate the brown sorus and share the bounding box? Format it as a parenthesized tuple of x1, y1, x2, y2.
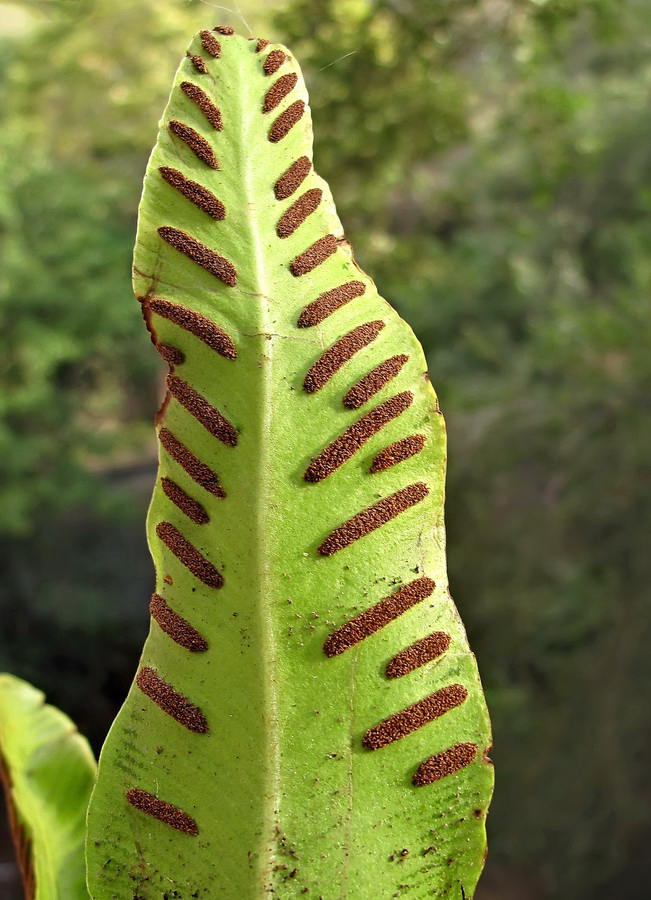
(213, 25, 235, 35)
(344, 354, 409, 409)
(256, 38, 270, 53)
(413, 742, 478, 787)
(159, 428, 226, 498)
(297, 280, 365, 327)
(126, 788, 199, 835)
(304, 391, 413, 482)
(167, 375, 237, 446)
(168, 120, 219, 167)
(264, 49, 286, 75)
(200, 30, 221, 58)
(269, 100, 305, 143)
(276, 188, 322, 238)
(150, 298, 236, 358)
(180, 82, 223, 131)
(150, 594, 208, 652)
(188, 54, 208, 74)
(323, 577, 435, 656)
(264, 73, 298, 113)
(318, 482, 429, 555)
(275, 156, 311, 200)
(158, 226, 237, 287)
(386, 632, 451, 678)
(362, 684, 468, 750)
(161, 477, 209, 525)
(303, 320, 385, 393)
(136, 666, 208, 733)
(159, 167, 226, 219)
(291, 233, 337, 276)
(370, 434, 427, 474)
(156, 343, 184, 367)
(156, 521, 223, 588)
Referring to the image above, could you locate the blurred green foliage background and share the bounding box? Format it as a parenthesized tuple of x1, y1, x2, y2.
(1, 0, 650, 897)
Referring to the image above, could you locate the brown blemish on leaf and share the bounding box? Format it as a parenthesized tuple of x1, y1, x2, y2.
(158, 226, 237, 286)
(264, 49, 286, 75)
(318, 482, 429, 555)
(150, 593, 208, 652)
(156, 343, 184, 367)
(323, 577, 435, 656)
(159, 427, 226, 498)
(167, 375, 237, 445)
(180, 82, 223, 131)
(161, 476, 209, 524)
(200, 30, 221, 58)
(149, 298, 236, 358)
(297, 280, 365, 327)
(187, 54, 208, 74)
(156, 521, 223, 588)
(269, 100, 305, 143)
(275, 156, 311, 200)
(159, 167, 226, 219)
(276, 188, 322, 238)
(303, 320, 385, 393)
(304, 391, 413, 482)
(126, 787, 198, 835)
(136, 666, 208, 733)
(385, 632, 451, 678)
(363, 684, 468, 750)
(264, 73, 298, 113)
(0, 754, 35, 900)
(343, 354, 409, 409)
(412, 743, 478, 786)
(168, 120, 219, 167)
(370, 434, 427, 474)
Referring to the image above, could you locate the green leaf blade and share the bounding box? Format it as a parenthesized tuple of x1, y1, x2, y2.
(87, 29, 493, 899)
(0, 674, 96, 900)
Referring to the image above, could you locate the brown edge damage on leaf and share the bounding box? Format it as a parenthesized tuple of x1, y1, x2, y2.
(0, 751, 35, 900)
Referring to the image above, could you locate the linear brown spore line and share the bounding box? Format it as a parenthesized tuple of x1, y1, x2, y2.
(370, 434, 427, 474)
(275, 156, 311, 200)
(303, 320, 385, 393)
(156, 343, 184, 367)
(161, 477, 209, 525)
(386, 632, 451, 678)
(291, 233, 337, 276)
(318, 482, 429, 556)
(150, 594, 208, 652)
(149, 297, 236, 358)
(323, 576, 435, 657)
(343, 354, 409, 409)
(213, 24, 235, 35)
(136, 666, 208, 733)
(413, 742, 478, 787)
(188, 54, 208, 74)
(180, 82, 224, 131)
(167, 375, 237, 445)
(159, 427, 226, 498)
(158, 166, 226, 220)
(200, 30, 221, 57)
(297, 280, 366, 327)
(362, 684, 468, 751)
(304, 391, 413, 482)
(158, 226, 237, 286)
(276, 188, 323, 238)
(156, 521, 223, 588)
(269, 99, 305, 143)
(126, 788, 198, 835)
(264, 72, 299, 113)
(168, 119, 219, 167)
(264, 49, 286, 75)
